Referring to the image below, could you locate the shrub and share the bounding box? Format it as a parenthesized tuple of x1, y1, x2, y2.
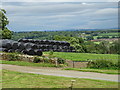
(8, 53, 20, 61)
(44, 57, 50, 63)
(33, 57, 41, 63)
(57, 58, 65, 64)
(88, 59, 118, 69)
(49, 50, 54, 56)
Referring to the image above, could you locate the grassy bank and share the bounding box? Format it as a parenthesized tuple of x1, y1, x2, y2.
(2, 70, 119, 88)
(1, 60, 56, 67)
(64, 68, 119, 75)
(44, 52, 118, 61)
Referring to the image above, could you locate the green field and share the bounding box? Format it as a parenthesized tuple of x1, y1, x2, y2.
(2, 70, 119, 88)
(98, 33, 119, 36)
(0, 60, 56, 67)
(44, 52, 118, 61)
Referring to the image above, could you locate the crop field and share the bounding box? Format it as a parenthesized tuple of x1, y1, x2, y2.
(2, 70, 119, 88)
(44, 52, 119, 61)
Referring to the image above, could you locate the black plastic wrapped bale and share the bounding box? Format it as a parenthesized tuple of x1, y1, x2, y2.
(21, 50, 27, 54)
(34, 49, 42, 56)
(23, 43, 32, 49)
(63, 46, 69, 50)
(5, 42, 12, 49)
(18, 38, 23, 42)
(45, 40, 50, 45)
(22, 39, 29, 43)
(0, 39, 12, 48)
(23, 43, 39, 49)
(3, 48, 9, 52)
(31, 44, 39, 49)
(53, 45, 58, 49)
(34, 40, 39, 44)
(48, 45, 53, 49)
(18, 42, 25, 50)
(26, 48, 35, 55)
(27, 39, 33, 43)
(12, 41, 19, 49)
(15, 49, 23, 53)
(8, 49, 15, 53)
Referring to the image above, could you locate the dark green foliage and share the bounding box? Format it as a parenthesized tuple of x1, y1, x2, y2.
(7, 53, 20, 61)
(33, 57, 42, 63)
(49, 50, 53, 56)
(57, 58, 65, 64)
(88, 60, 118, 69)
(0, 8, 12, 39)
(0, 9, 9, 30)
(2, 29, 12, 39)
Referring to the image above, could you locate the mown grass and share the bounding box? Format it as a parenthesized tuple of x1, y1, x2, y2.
(44, 52, 119, 61)
(64, 68, 119, 75)
(2, 69, 119, 88)
(1, 60, 56, 67)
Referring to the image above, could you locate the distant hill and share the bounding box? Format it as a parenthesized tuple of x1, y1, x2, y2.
(11, 29, 119, 41)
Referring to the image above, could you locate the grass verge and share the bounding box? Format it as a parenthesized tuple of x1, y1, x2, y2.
(44, 52, 119, 61)
(64, 68, 119, 75)
(1, 60, 56, 67)
(2, 69, 119, 88)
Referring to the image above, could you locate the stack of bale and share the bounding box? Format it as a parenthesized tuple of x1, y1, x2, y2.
(0, 39, 42, 56)
(0, 39, 76, 56)
(18, 39, 76, 52)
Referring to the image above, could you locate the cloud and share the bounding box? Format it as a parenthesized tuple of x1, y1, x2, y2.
(2, 2, 118, 31)
(2, 0, 120, 2)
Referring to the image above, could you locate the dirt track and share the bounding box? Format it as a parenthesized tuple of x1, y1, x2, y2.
(1, 64, 119, 82)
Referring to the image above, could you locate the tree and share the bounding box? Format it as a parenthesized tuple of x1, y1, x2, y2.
(2, 29, 12, 39)
(0, 8, 12, 39)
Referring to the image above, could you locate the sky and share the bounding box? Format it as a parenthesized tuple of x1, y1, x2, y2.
(1, 0, 119, 32)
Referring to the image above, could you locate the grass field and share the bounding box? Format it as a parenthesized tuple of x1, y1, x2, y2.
(98, 33, 119, 36)
(44, 52, 119, 61)
(64, 68, 119, 75)
(2, 70, 119, 88)
(0, 60, 56, 67)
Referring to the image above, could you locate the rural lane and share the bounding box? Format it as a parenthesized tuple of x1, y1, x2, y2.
(1, 64, 119, 82)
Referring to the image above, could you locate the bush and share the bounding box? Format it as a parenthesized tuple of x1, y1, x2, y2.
(88, 59, 118, 69)
(8, 53, 20, 61)
(57, 58, 65, 64)
(33, 57, 41, 63)
(44, 57, 49, 63)
(49, 50, 53, 56)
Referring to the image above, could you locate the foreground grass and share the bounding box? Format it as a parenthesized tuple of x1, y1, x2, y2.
(1, 60, 56, 67)
(64, 68, 119, 75)
(2, 70, 119, 88)
(44, 52, 118, 61)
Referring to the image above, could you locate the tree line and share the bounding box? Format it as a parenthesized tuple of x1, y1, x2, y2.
(54, 35, 119, 54)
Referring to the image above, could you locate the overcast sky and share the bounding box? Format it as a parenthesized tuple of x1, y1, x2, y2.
(1, 1, 118, 32)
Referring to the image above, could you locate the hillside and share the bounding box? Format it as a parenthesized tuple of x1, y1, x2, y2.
(11, 29, 119, 41)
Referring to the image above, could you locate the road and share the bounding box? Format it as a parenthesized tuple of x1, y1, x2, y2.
(1, 64, 119, 82)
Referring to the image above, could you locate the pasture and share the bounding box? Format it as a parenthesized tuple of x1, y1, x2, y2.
(44, 52, 119, 61)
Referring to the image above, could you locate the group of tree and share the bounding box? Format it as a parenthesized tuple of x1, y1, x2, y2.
(54, 35, 120, 54)
(0, 8, 12, 39)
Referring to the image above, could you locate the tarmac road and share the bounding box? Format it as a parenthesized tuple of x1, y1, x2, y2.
(1, 64, 119, 82)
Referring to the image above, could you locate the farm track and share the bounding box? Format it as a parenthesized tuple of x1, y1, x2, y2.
(1, 64, 119, 82)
